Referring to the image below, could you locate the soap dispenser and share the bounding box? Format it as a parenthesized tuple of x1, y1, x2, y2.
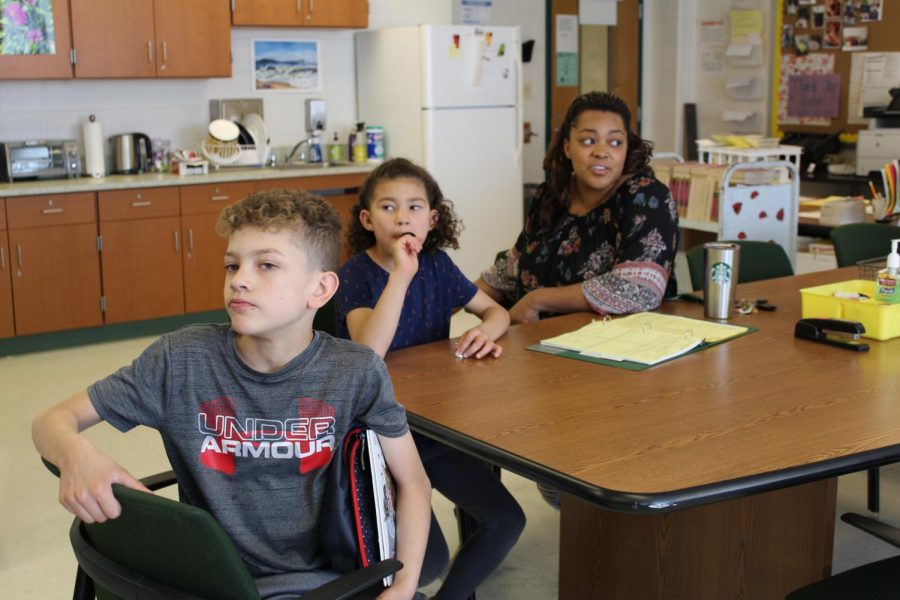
(876, 238, 900, 304)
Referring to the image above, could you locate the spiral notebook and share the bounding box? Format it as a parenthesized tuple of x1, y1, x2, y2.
(537, 313, 750, 367)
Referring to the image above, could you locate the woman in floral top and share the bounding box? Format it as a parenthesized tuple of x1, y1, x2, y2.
(477, 91, 679, 323)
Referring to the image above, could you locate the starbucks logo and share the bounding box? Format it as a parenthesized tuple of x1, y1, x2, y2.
(710, 262, 732, 285)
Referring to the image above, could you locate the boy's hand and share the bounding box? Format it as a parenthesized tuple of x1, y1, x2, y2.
(390, 234, 422, 280)
(58, 436, 151, 523)
(455, 327, 502, 359)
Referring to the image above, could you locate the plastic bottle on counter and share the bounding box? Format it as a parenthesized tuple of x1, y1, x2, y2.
(309, 130, 323, 163)
(366, 125, 385, 163)
(876, 239, 900, 304)
(328, 131, 344, 163)
(353, 122, 368, 163)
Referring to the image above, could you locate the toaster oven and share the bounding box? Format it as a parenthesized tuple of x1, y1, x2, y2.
(0, 140, 82, 182)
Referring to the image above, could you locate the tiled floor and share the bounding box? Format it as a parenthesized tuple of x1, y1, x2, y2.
(3, 253, 898, 598)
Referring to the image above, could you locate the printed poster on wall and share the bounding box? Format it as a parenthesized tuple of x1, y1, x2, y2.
(787, 74, 841, 118)
(252, 39, 321, 92)
(459, 0, 492, 26)
(556, 14, 579, 86)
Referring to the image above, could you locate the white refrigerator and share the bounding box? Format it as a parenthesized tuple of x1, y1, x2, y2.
(356, 25, 524, 279)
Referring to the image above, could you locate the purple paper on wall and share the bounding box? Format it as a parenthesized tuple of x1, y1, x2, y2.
(787, 74, 841, 118)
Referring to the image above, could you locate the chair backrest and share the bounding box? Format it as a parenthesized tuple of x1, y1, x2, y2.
(685, 240, 795, 292)
(76, 485, 260, 600)
(830, 223, 900, 268)
(314, 296, 337, 336)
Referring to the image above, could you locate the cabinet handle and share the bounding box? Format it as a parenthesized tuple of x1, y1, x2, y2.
(210, 195, 230, 202)
(307, 0, 313, 18)
(161, 41, 168, 69)
(0, 247, 5, 271)
(174, 231, 180, 253)
(147, 40, 153, 64)
(42, 207, 64, 214)
(131, 201, 152, 207)
(17, 244, 23, 268)
(188, 228, 194, 251)
(296, 0, 301, 13)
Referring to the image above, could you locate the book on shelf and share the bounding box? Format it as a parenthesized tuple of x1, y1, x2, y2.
(365, 430, 397, 586)
(540, 313, 749, 366)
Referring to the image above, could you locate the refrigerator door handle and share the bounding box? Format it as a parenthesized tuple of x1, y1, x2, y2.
(515, 47, 524, 166)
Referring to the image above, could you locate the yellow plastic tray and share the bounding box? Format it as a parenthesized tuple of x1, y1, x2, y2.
(800, 280, 900, 341)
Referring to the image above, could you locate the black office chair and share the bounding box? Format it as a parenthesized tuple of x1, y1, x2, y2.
(830, 223, 899, 268)
(685, 240, 794, 292)
(43, 460, 401, 600)
(785, 512, 900, 599)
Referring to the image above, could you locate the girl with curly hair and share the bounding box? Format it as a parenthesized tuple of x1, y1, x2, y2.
(336, 157, 525, 599)
(477, 90, 679, 323)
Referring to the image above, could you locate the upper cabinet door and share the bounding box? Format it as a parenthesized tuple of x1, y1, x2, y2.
(232, 0, 303, 26)
(153, 0, 231, 78)
(71, 0, 156, 78)
(302, 0, 368, 28)
(0, 0, 74, 79)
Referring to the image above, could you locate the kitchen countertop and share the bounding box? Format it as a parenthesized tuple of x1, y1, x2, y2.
(0, 163, 375, 198)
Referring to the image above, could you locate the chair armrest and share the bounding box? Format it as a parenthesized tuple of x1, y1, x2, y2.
(140, 470, 177, 491)
(841, 512, 900, 549)
(302, 559, 403, 600)
(41, 457, 61, 477)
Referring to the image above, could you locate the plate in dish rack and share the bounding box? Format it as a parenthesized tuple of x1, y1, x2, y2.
(242, 113, 269, 162)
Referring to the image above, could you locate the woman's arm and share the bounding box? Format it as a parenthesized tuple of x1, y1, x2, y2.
(376, 432, 431, 600)
(508, 284, 591, 324)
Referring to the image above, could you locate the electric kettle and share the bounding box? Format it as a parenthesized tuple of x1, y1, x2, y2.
(109, 133, 152, 174)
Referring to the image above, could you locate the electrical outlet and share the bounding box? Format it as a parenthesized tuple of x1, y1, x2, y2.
(523, 81, 533, 99)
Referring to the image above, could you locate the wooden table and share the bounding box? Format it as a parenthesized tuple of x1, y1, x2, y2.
(385, 268, 900, 599)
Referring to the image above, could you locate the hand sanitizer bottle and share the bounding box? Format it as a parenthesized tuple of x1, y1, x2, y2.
(875, 239, 900, 304)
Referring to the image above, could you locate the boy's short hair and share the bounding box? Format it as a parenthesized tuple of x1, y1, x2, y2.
(217, 188, 341, 272)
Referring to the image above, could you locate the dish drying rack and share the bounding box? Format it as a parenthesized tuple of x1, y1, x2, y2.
(200, 140, 269, 168)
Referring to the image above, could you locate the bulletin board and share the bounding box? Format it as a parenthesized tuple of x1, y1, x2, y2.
(774, 0, 899, 134)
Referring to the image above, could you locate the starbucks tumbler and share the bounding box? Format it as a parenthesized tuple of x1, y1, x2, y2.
(703, 242, 741, 320)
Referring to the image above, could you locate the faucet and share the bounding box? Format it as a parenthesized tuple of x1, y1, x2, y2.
(283, 137, 312, 165)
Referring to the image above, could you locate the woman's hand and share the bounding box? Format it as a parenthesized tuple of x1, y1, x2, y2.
(509, 292, 542, 324)
(456, 327, 503, 359)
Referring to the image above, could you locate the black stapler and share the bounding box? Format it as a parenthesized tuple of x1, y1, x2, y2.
(794, 318, 870, 352)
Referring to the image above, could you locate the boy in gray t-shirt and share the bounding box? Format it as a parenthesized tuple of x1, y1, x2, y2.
(33, 189, 432, 599)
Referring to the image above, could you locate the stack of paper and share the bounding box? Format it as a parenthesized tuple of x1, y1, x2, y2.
(540, 313, 748, 366)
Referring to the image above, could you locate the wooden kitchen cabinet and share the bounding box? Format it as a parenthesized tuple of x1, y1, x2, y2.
(5, 193, 102, 336)
(180, 182, 254, 313)
(70, 0, 231, 78)
(232, 0, 367, 28)
(0, 200, 15, 338)
(0, 0, 74, 79)
(98, 188, 184, 324)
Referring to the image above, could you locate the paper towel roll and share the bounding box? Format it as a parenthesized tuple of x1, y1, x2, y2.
(83, 116, 105, 178)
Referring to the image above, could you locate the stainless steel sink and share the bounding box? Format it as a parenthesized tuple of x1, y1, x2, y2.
(275, 162, 331, 170)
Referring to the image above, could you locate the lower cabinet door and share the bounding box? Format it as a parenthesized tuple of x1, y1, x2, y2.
(182, 213, 228, 314)
(0, 232, 15, 338)
(100, 217, 185, 324)
(9, 224, 103, 336)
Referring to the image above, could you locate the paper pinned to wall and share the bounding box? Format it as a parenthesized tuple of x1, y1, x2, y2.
(730, 9, 763, 44)
(788, 74, 842, 118)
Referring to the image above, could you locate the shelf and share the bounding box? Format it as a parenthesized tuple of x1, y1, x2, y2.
(679, 219, 719, 233)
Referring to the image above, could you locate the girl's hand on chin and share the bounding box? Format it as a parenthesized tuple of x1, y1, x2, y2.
(391, 235, 422, 278)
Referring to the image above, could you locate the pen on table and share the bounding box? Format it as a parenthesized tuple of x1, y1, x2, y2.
(833, 291, 870, 301)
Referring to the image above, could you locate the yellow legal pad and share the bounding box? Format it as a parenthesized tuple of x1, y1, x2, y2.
(540, 313, 749, 366)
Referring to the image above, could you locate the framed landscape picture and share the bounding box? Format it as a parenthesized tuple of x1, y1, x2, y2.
(252, 39, 321, 92)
